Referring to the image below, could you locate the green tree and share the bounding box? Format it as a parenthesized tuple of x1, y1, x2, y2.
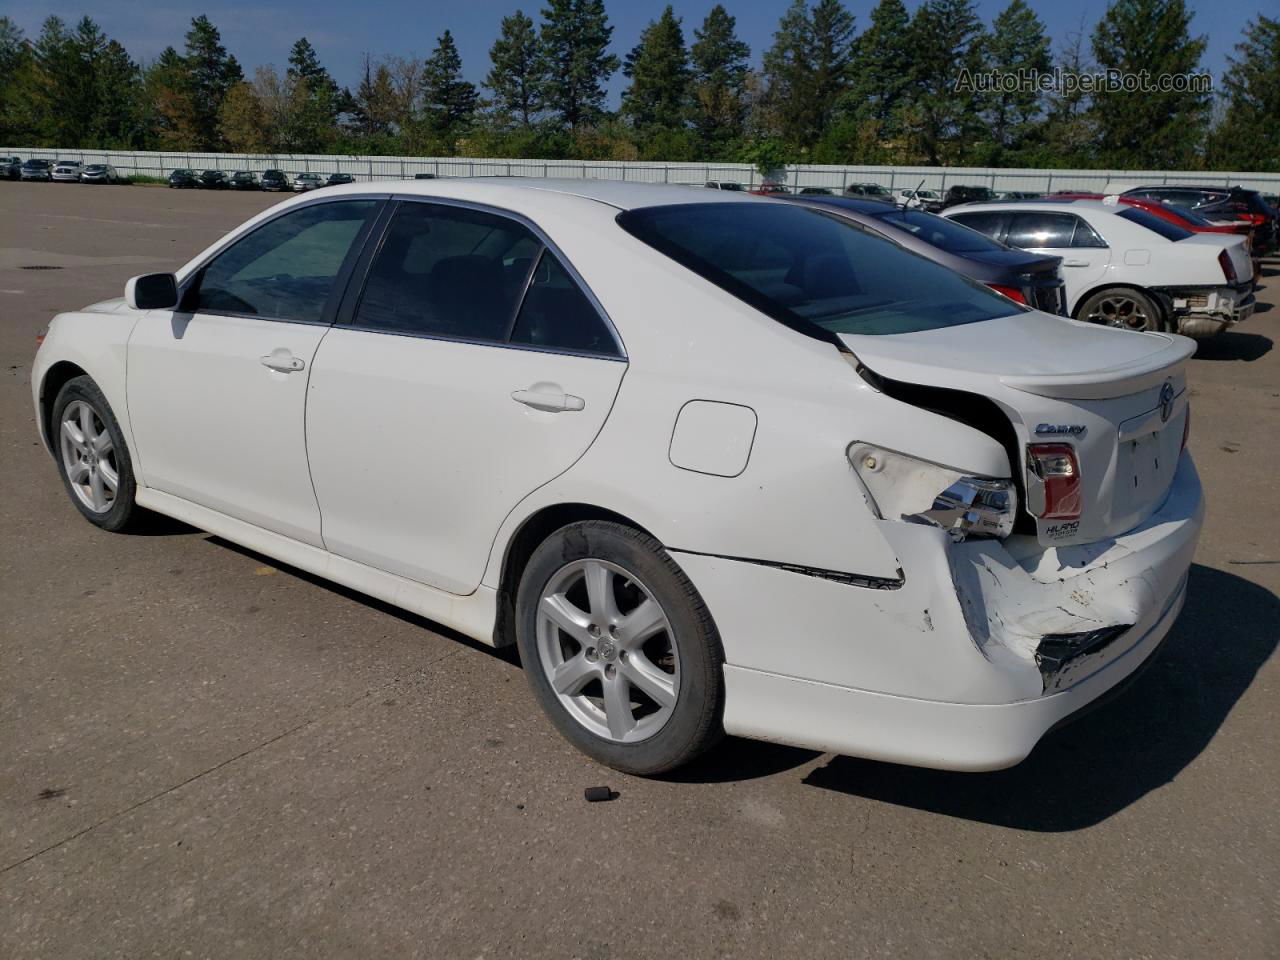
(285, 37, 340, 150)
(904, 0, 986, 164)
(419, 30, 478, 149)
(486, 10, 543, 127)
(621, 6, 691, 134)
(351, 55, 400, 141)
(1036, 18, 1098, 166)
(218, 81, 268, 151)
(0, 18, 32, 143)
(1090, 0, 1209, 168)
(183, 15, 243, 149)
(91, 39, 143, 147)
(142, 46, 199, 149)
(538, 0, 619, 131)
(981, 0, 1052, 158)
(841, 0, 912, 133)
(1207, 15, 1278, 170)
(690, 5, 750, 153)
(762, 0, 856, 150)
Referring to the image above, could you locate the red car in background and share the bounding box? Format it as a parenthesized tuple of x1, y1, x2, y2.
(749, 182, 790, 196)
(1054, 192, 1259, 279)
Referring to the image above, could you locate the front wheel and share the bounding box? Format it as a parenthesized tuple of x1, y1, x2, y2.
(51, 375, 140, 531)
(515, 521, 724, 776)
(1078, 287, 1165, 333)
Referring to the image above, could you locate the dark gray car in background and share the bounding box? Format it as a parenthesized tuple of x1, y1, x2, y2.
(781, 194, 1067, 314)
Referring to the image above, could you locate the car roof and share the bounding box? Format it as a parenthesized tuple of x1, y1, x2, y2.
(946, 198, 1116, 214)
(784, 195, 903, 215)
(331, 177, 771, 211)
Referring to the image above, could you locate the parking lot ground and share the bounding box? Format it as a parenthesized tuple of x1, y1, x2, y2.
(1, 182, 1278, 959)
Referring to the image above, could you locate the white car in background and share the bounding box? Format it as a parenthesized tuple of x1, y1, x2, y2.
(895, 187, 941, 209)
(943, 199, 1254, 336)
(51, 159, 85, 182)
(32, 180, 1202, 776)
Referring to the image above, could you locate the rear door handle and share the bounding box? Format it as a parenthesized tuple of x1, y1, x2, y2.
(260, 351, 305, 373)
(1062, 259, 1090, 267)
(511, 388, 585, 413)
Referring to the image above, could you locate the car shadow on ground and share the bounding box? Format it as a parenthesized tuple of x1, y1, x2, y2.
(1193, 330, 1272, 362)
(798, 564, 1277, 831)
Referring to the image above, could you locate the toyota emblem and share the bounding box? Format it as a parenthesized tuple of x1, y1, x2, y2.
(1159, 381, 1176, 423)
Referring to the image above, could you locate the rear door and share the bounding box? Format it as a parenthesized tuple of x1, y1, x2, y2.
(305, 199, 627, 595)
(1002, 211, 1110, 314)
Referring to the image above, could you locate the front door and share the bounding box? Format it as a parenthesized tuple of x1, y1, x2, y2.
(127, 199, 381, 546)
(306, 199, 627, 594)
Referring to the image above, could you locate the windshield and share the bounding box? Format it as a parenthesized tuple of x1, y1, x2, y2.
(86, 165, 105, 172)
(870, 208, 1006, 253)
(1116, 207, 1193, 241)
(25, 160, 48, 167)
(617, 203, 1023, 338)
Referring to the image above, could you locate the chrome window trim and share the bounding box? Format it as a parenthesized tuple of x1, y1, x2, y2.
(341, 193, 627, 361)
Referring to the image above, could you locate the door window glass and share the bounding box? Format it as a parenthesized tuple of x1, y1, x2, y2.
(1005, 212, 1077, 249)
(946, 210, 1005, 238)
(353, 202, 541, 342)
(190, 200, 377, 323)
(1070, 217, 1109, 248)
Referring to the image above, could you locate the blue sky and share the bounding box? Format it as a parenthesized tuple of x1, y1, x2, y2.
(5, 0, 1266, 100)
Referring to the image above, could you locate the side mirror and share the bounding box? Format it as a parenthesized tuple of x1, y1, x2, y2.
(125, 273, 178, 310)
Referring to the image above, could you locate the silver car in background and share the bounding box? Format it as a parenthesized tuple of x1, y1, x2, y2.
(52, 160, 84, 182)
(80, 163, 122, 185)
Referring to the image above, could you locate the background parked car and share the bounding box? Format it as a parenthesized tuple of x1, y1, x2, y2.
(1119, 185, 1278, 257)
(260, 169, 290, 191)
(940, 184, 997, 208)
(704, 180, 743, 191)
(230, 171, 261, 190)
(168, 169, 198, 189)
(326, 172, 355, 188)
(51, 160, 84, 182)
(198, 170, 229, 190)
(293, 172, 325, 192)
(943, 199, 1254, 336)
(413, 172, 437, 180)
(749, 181, 789, 196)
(843, 182, 893, 201)
(1, 156, 20, 180)
(80, 163, 121, 185)
(797, 186, 834, 195)
(20, 158, 52, 181)
(894, 187, 943, 211)
(785, 194, 1066, 314)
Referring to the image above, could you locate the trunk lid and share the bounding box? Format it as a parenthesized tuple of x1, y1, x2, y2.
(842, 312, 1194, 547)
(1178, 232, 1253, 283)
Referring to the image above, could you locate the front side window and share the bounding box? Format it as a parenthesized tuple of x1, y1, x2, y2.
(618, 202, 1025, 338)
(187, 200, 378, 323)
(1005, 212, 1077, 249)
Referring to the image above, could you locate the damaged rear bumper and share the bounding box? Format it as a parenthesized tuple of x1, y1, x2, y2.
(676, 453, 1203, 772)
(1155, 283, 1256, 337)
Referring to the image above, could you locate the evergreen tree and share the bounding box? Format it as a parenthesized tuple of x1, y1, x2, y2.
(486, 11, 542, 127)
(352, 55, 399, 139)
(981, 0, 1051, 157)
(1208, 15, 1280, 171)
(1037, 18, 1097, 166)
(621, 6, 691, 133)
(841, 0, 911, 132)
(538, 0, 619, 131)
(761, 0, 812, 145)
(420, 30, 478, 148)
(808, 0, 856, 138)
(905, 0, 986, 164)
(285, 37, 340, 149)
(0, 18, 32, 143)
(762, 0, 856, 149)
(183, 15, 243, 149)
(91, 39, 143, 147)
(0, 17, 24, 76)
(1090, 0, 1209, 168)
(144, 46, 199, 149)
(690, 5, 750, 152)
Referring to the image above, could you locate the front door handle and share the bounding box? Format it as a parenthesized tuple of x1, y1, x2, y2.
(511, 388, 586, 413)
(260, 351, 305, 373)
(1062, 259, 1090, 268)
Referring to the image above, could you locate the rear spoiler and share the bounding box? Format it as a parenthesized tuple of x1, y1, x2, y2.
(999, 334, 1195, 399)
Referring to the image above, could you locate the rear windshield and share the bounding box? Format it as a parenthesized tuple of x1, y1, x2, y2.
(1115, 207, 1193, 241)
(617, 202, 1023, 338)
(869, 208, 1007, 253)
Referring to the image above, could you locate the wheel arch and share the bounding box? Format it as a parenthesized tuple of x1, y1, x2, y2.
(492, 502, 657, 647)
(1071, 282, 1168, 326)
(37, 360, 89, 455)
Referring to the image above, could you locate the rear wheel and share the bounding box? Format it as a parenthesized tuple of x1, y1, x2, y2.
(515, 521, 724, 776)
(1078, 287, 1164, 333)
(52, 375, 139, 532)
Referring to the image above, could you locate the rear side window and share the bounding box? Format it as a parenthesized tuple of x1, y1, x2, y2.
(947, 210, 1005, 238)
(618, 202, 1024, 338)
(1115, 207, 1193, 241)
(1071, 217, 1108, 247)
(510, 252, 614, 354)
(189, 200, 378, 323)
(1005, 212, 1077, 249)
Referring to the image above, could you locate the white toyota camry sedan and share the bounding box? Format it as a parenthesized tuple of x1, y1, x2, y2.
(33, 179, 1203, 775)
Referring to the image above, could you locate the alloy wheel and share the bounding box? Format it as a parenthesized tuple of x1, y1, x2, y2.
(1086, 294, 1153, 331)
(536, 559, 679, 744)
(59, 400, 118, 513)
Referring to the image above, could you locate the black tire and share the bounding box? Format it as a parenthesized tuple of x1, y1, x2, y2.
(515, 521, 724, 776)
(1076, 287, 1165, 333)
(50, 375, 140, 532)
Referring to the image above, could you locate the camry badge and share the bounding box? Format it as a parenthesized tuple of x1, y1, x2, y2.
(1034, 423, 1087, 437)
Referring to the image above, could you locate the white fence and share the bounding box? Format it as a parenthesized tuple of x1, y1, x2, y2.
(7, 146, 1280, 194)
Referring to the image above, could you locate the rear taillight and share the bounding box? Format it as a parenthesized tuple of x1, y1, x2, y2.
(988, 283, 1028, 304)
(1026, 443, 1082, 521)
(1218, 249, 1238, 284)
